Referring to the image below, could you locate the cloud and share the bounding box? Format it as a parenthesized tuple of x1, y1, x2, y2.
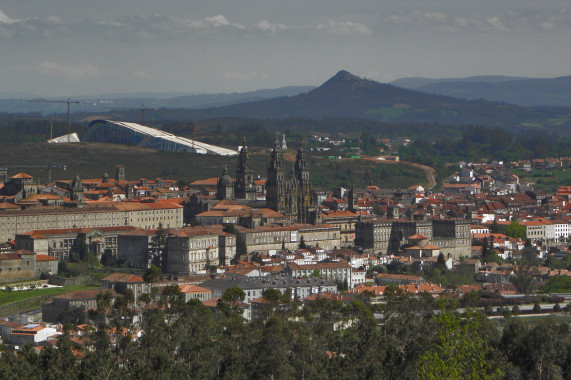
(0, 9, 18, 24)
(222, 71, 269, 81)
(256, 20, 288, 32)
(33, 61, 101, 80)
(383, 9, 571, 33)
(190, 14, 245, 29)
(0, 9, 67, 38)
(316, 20, 372, 36)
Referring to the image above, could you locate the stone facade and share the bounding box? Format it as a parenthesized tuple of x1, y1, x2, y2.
(266, 140, 316, 224)
(15, 226, 137, 260)
(0, 200, 184, 242)
(0, 251, 36, 283)
(355, 218, 471, 258)
(42, 289, 117, 323)
(166, 229, 228, 275)
(285, 261, 353, 288)
(239, 224, 341, 254)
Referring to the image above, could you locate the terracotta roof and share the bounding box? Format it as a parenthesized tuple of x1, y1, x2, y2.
(102, 273, 144, 282)
(54, 289, 118, 300)
(10, 173, 33, 179)
(178, 284, 211, 294)
(36, 255, 58, 261)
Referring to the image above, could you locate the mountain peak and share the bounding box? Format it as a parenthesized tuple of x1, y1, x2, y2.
(330, 70, 360, 82)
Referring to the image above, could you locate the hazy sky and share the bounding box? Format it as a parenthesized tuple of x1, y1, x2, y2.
(1, 0, 570, 97)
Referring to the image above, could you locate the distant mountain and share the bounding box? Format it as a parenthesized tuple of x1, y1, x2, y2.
(391, 75, 571, 107)
(141, 70, 571, 133)
(391, 75, 525, 89)
(0, 86, 314, 114)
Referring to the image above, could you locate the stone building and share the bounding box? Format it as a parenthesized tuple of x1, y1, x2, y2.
(0, 250, 36, 283)
(0, 172, 39, 203)
(166, 229, 235, 275)
(42, 289, 118, 323)
(266, 140, 316, 224)
(285, 261, 353, 288)
(237, 224, 341, 254)
(15, 226, 137, 260)
(355, 218, 471, 258)
(0, 199, 184, 242)
(199, 275, 337, 304)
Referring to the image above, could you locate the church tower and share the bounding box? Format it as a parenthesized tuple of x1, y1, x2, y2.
(70, 173, 84, 202)
(115, 164, 125, 182)
(266, 138, 285, 214)
(294, 141, 312, 223)
(348, 184, 359, 212)
(217, 165, 234, 200)
(235, 137, 256, 200)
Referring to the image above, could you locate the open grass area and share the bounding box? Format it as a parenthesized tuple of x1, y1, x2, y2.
(0, 284, 100, 307)
(0, 142, 427, 190)
(513, 168, 571, 193)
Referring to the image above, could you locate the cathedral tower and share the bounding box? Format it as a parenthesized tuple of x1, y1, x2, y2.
(266, 138, 285, 213)
(235, 137, 256, 200)
(217, 165, 234, 200)
(70, 173, 84, 202)
(294, 141, 312, 223)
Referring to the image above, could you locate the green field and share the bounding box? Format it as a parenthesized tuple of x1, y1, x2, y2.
(513, 168, 571, 193)
(365, 107, 405, 121)
(0, 142, 427, 190)
(0, 284, 100, 307)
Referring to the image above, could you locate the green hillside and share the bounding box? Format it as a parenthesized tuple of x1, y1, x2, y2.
(0, 143, 425, 190)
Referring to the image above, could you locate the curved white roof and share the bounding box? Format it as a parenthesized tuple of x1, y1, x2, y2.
(89, 120, 237, 156)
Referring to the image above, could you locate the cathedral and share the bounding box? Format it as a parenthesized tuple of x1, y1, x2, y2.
(216, 137, 318, 224)
(216, 137, 256, 202)
(266, 138, 316, 224)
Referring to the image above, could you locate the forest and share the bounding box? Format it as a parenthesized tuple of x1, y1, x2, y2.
(1, 287, 570, 380)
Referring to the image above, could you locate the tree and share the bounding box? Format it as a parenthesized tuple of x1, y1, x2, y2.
(222, 286, 246, 304)
(533, 303, 542, 313)
(505, 220, 526, 240)
(299, 235, 307, 249)
(418, 311, 503, 380)
(78, 239, 90, 262)
(263, 288, 282, 307)
(148, 222, 168, 270)
(100, 249, 117, 267)
(436, 253, 448, 272)
(489, 220, 500, 233)
(510, 265, 536, 294)
(144, 264, 163, 283)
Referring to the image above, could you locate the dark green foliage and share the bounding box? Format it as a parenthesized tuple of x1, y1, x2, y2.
(148, 223, 168, 270)
(510, 266, 537, 294)
(299, 235, 307, 249)
(2, 294, 571, 379)
(144, 265, 163, 283)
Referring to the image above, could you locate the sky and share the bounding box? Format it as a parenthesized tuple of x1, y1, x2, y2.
(1, 0, 570, 97)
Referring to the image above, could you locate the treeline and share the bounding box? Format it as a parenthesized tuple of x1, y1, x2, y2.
(0, 115, 87, 144)
(1, 289, 570, 379)
(399, 125, 571, 166)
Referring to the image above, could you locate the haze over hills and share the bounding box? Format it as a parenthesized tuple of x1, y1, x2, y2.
(0, 86, 314, 114)
(105, 70, 571, 134)
(392, 75, 571, 107)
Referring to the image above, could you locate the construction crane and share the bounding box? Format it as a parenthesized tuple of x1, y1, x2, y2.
(189, 122, 199, 152)
(12, 116, 56, 140)
(30, 98, 80, 142)
(47, 160, 66, 184)
(141, 103, 157, 125)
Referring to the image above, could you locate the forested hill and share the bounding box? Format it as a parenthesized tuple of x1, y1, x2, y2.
(106, 70, 571, 133)
(392, 75, 571, 107)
